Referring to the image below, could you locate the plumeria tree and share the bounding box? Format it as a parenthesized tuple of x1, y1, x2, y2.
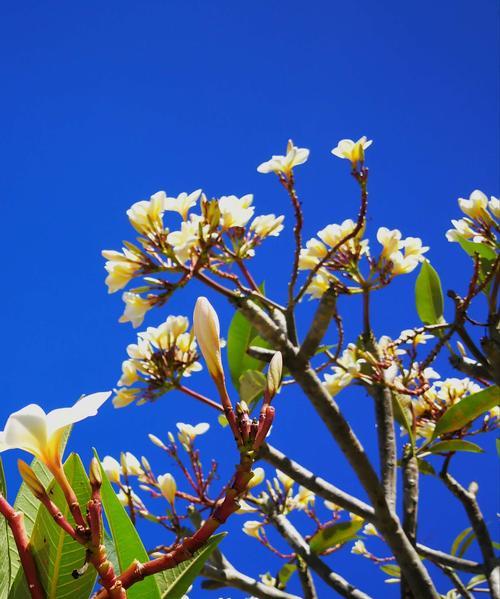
(0, 137, 498, 599)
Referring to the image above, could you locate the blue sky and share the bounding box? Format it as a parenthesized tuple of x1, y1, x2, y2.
(0, 1, 498, 597)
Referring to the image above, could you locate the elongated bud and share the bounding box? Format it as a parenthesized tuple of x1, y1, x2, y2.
(247, 467, 265, 489)
(193, 297, 224, 380)
(158, 473, 177, 505)
(266, 352, 283, 399)
(89, 458, 102, 488)
(18, 460, 47, 499)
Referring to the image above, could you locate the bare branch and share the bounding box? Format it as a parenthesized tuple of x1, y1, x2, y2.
(271, 513, 372, 599)
(440, 470, 500, 598)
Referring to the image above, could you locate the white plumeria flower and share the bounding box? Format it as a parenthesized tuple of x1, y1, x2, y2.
(236, 500, 258, 514)
(324, 500, 341, 511)
(400, 237, 429, 260)
(140, 316, 190, 350)
(116, 488, 146, 510)
(121, 451, 143, 476)
(458, 190, 489, 219)
(113, 387, 139, 408)
(275, 469, 294, 493)
(102, 248, 143, 293)
(119, 292, 152, 328)
(102, 456, 121, 484)
(446, 218, 475, 242)
(331, 136, 372, 165)
(0, 392, 110, 469)
(176, 422, 210, 448)
(390, 252, 419, 275)
(248, 467, 265, 489)
(293, 486, 315, 510)
(218, 194, 255, 229)
(299, 238, 328, 270)
(250, 214, 285, 237)
(118, 359, 139, 387)
(127, 193, 165, 235)
(257, 140, 310, 176)
(399, 329, 433, 345)
(363, 523, 378, 536)
(158, 473, 177, 504)
(163, 189, 202, 221)
(377, 227, 402, 258)
(242, 520, 263, 539)
(166, 218, 201, 264)
(489, 196, 500, 219)
(351, 539, 368, 555)
(306, 270, 334, 299)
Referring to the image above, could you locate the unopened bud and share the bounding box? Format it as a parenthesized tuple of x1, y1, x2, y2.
(158, 473, 177, 505)
(149, 434, 166, 449)
(248, 467, 265, 489)
(237, 400, 249, 415)
(468, 481, 479, 496)
(141, 456, 151, 472)
(89, 458, 102, 488)
(266, 352, 283, 399)
(167, 432, 175, 444)
(456, 341, 467, 357)
(193, 297, 224, 380)
(18, 460, 46, 499)
(202, 197, 221, 229)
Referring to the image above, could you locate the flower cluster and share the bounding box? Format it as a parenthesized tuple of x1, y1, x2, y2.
(113, 315, 201, 408)
(397, 377, 498, 440)
(300, 223, 428, 299)
(103, 189, 285, 326)
(446, 190, 499, 247)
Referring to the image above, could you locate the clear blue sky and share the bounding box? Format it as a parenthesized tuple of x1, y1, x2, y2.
(1, 1, 498, 597)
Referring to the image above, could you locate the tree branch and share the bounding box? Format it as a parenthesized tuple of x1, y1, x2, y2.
(440, 470, 500, 598)
(299, 285, 337, 362)
(202, 557, 302, 599)
(259, 443, 375, 521)
(271, 514, 372, 599)
(236, 297, 439, 598)
(400, 449, 419, 599)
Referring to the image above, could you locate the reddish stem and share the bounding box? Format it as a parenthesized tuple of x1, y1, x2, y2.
(0, 494, 44, 599)
(177, 385, 224, 412)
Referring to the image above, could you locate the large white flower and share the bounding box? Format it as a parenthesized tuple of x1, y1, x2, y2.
(218, 194, 255, 229)
(257, 140, 310, 176)
(0, 392, 110, 467)
(102, 248, 143, 293)
(164, 189, 202, 221)
(167, 218, 201, 264)
(176, 422, 209, 448)
(331, 136, 372, 165)
(127, 193, 165, 235)
(458, 190, 489, 220)
(119, 292, 152, 328)
(377, 227, 402, 258)
(250, 214, 285, 238)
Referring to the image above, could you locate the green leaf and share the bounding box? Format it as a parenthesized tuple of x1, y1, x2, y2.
(8, 426, 72, 589)
(451, 527, 474, 557)
(276, 562, 297, 589)
(227, 308, 270, 389)
(427, 440, 484, 454)
(466, 574, 487, 590)
(0, 458, 10, 599)
(94, 450, 161, 599)
(455, 236, 497, 261)
(156, 533, 225, 599)
(416, 459, 435, 476)
(432, 386, 500, 439)
(415, 261, 444, 325)
(379, 565, 401, 578)
(14, 454, 97, 599)
(496, 438, 500, 458)
(238, 370, 267, 411)
(309, 519, 364, 553)
(455, 235, 496, 293)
